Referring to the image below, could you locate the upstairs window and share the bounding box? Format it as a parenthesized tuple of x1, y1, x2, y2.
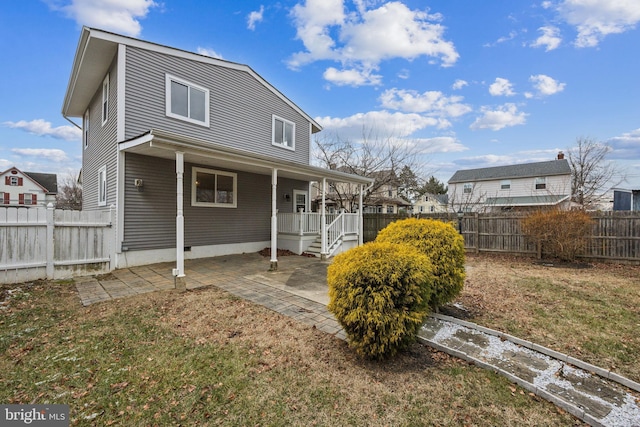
(272, 115, 295, 150)
(463, 183, 472, 194)
(166, 75, 210, 127)
(101, 74, 109, 125)
(192, 167, 237, 208)
(500, 180, 511, 190)
(535, 177, 546, 190)
(7, 176, 21, 186)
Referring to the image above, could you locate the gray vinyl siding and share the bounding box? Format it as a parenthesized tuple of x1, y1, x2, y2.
(83, 57, 118, 211)
(123, 153, 309, 251)
(124, 46, 311, 165)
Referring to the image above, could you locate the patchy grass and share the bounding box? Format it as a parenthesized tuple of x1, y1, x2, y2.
(0, 281, 581, 426)
(458, 254, 640, 383)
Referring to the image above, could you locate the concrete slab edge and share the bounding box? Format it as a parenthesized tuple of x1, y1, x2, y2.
(429, 313, 640, 394)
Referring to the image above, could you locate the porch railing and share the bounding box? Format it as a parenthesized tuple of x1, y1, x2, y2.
(278, 211, 359, 255)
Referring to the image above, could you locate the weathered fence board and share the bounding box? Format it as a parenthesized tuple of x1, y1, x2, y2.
(0, 205, 114, 284)
(363, 212, 640, 263)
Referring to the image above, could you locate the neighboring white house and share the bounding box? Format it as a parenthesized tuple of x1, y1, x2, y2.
(448, 153, 572, 212)
(0, 166, 57, 207)
(413, 193, 448, 214)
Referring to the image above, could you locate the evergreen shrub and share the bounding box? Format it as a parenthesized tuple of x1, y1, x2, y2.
(375, 218, 465, 309)
(327, 241, 434, 359)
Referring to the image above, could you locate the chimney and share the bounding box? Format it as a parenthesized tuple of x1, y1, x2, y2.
(557, 151, 565, 160)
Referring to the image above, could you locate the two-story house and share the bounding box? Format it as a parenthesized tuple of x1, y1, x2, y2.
(0, 167, 57, 207)
(413, 193, 448, 214)
(448, 153, 572, 212)
(62, 27, 372, 281)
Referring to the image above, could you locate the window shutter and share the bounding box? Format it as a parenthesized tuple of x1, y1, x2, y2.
(32, 194, 37, 205)
(3, 193, 9, 204)
(4, 176, 9, 185)
(18, 177, 23, 186)
(19, 193, 24, 204)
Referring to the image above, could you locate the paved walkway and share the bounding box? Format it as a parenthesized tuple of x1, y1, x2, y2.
(75, 253, 640, 427)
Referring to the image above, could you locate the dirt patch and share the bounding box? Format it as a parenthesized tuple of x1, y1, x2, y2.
(258, 247, 299, 257)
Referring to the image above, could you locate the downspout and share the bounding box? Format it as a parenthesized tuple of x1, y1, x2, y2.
(270, 168, 278, 271)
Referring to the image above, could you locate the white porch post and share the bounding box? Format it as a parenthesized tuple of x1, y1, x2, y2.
(270, 168, 278, 270)
(175, 151, 186, 290)
(321, 178, 327, 259)
(358, 184, 364, 245)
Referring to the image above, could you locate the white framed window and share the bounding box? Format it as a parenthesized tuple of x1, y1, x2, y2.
(9, 176, 19, 186)
(83, 109, 90, 148)
(23, 193, 33, 205)
(98, 165, 107, 206)
(192, 167, 237, 208)
(272, 115, 295, 150)
(463, 183, 472, 194)
(500, 180, 511, 190)
(166, 74, 210, 127)
(101, 74, 109, 125)
(535, 177, 546, 190)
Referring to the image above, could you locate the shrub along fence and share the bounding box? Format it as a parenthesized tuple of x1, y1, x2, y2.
(0, 205, 114, 284)
(363, 212, 640, 264)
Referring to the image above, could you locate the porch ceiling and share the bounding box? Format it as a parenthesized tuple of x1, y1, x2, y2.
(119, 130, 374, 185)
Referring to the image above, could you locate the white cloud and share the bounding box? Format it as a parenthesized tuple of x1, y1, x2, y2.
(197, 47, 223, 59)
(555, 0, 640, 47)
(531, 26, 562, 51)
(489, 78, 516, 96)
(379, 88, 472, 119)
(49, 0, 157, 37)
(4, 119, 81, 141)
(289, 1, 458, 86)
(452, 79, 468, 90)
(247, 5, 265, 30)
(11, 148, 69, 162)
(412, 136, 468, 154)
(323, 67, 382, 86)
(484, 30, 518, 47)
(529, 74, 566, 96)
(316, 110, 442, 139)
(607, 128, 640, 158)
(454, 154, 518, 168)
(470, 103, 528, 131)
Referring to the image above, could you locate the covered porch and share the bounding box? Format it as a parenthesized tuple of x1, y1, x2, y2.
(117, 129, 373, 285)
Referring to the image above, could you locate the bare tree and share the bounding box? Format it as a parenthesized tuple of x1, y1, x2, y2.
(313, 126, 428, 212)
(567, 137, 625, 208)
(56, 171, 83, 210)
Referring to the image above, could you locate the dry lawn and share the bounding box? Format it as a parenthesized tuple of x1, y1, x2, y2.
(1, 275, 583, 426)
(457, 254, 640, 383)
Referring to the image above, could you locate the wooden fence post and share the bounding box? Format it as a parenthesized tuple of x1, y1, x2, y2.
(474, 212, 480, 254)
(46, 203, 55, 279)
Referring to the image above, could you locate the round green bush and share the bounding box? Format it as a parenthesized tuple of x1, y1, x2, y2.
(327, 241, 434, 359)
(375, 218, 465, 309)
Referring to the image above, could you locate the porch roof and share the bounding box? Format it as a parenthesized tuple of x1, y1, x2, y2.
(484, 194, 570, 207)
(119, 129, 374, 185)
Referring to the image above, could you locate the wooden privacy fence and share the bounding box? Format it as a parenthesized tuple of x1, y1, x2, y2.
(0, 205, 115, 284)
(363, 212, 640, 264)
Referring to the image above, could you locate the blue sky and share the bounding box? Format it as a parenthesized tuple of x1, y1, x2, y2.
(1, 0, 639, 189)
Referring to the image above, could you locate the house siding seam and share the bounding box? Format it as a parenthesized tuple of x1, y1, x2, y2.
(122, 153, 309, 251)
(124, 46, 311, 165)
(83, 56, 119, 211)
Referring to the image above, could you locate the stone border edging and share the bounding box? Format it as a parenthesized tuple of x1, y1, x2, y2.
(427, 313, 640, 394)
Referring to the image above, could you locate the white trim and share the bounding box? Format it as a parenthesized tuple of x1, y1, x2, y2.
(101, 73, 109, 126)
(272, 115, 295, 151)
(165, 74, 210, 127)
(116, 44, 126, 141)
(191, 166, 237, 208)
(98, 165, 107, 206)
(114, 241, 270, 268)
